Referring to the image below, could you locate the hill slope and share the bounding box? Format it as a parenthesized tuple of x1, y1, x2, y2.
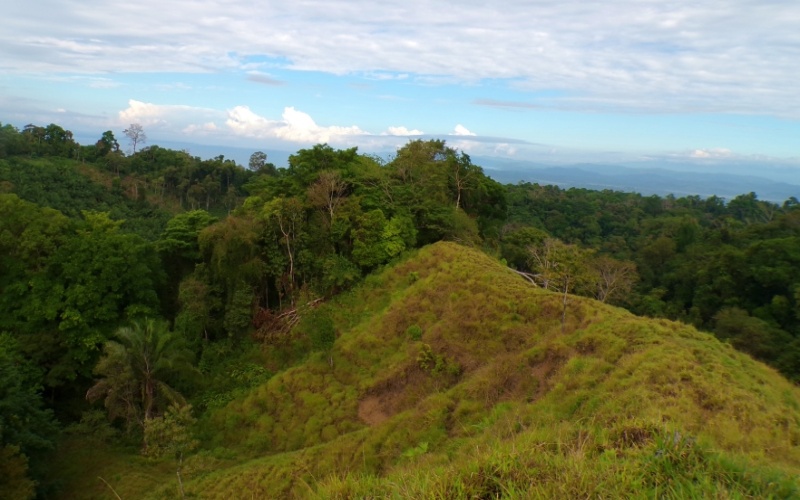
(61, 242, 800, 498)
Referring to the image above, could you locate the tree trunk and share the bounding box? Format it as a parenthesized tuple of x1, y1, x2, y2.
(177, 452, 186, 499)
(561, 277, 569, 331)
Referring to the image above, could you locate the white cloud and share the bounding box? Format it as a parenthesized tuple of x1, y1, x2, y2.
(690, 148, 732, 159)
(225, 106, 367, 143)
(452, 124, 476, 136)
(246, 71, 283, 86)
(119, 100, 171, 127)
(494, 143, 517, 156)
(117, 99, 223, 131)
(225, 106, 273, 137)
(384, 126, 423, 136)
(182, 122, 218, 134)
(3, 0, 800, 116)
(112, 100, 493, 151)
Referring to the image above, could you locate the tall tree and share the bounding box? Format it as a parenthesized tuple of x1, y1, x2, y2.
(264, 197, 305, 296)
(123, 124, 147, 154)
(87, 319, 196, 440)
(95, 130, 120, 157)
(307, 170, 348, 225)
(248, 151, 276, 175)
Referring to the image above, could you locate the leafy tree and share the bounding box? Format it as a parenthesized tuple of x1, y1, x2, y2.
(21, 124, 45, 156)
(307, 170, 348, 225)
(0, 444, 35, 500)
(713, 308, 792, 362)
(143, 403, 198, 498)
(22, 212, 164, 382)
(248, 151, 267, 171)
(500, 226, 550, 269)
(263, 197, 306, 295)
(43, 123, 77, 157)
(96, 130, 120, 156)
(158, 210, 217, 318)
(288, 144, 358, 190)
(528, 238, 595, 328)
(174, 274, 219, 343)
(0, 335, 57, 497)
(321, 254, 361, 295)
(448, 150, 476, 209)
(248, 151, 276, 175)
(352, 209, 389, 268)
(447, 207, 481, 245)
(87, 319, 196, 440)
(0, 123, 28, 157)
(223, 284, 254, 338)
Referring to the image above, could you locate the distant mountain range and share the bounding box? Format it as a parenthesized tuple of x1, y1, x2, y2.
(477, 158, 800, 202)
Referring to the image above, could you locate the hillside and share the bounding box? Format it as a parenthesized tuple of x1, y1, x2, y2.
(52, 242, 800, 498)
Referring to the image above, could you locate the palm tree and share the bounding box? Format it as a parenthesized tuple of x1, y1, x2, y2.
(87, 318, 196, 433)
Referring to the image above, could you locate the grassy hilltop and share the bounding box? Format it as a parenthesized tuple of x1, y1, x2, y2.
(53, 242, 800, 498)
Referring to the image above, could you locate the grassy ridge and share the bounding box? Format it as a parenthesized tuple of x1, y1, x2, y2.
(60, 242, 800, 498)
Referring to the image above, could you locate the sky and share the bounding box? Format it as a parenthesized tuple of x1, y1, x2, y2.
(1, 0, 799, 177)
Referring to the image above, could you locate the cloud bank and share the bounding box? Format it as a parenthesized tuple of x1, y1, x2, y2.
(3, 0, 800, 116)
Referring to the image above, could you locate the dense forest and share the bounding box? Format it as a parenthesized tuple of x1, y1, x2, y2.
(1, 121, 798, 497)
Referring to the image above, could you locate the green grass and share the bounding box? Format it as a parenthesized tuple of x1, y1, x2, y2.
(53, 242, 800, 498)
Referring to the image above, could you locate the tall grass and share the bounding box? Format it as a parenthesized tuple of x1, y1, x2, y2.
(54, 242, 800, 498)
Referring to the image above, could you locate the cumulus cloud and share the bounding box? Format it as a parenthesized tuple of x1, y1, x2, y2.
(118, 100, 170, 126)
(116, 99, 225, 141)
(219, 104, 524, 155)
(3, 0, 800, 116)
(452, 124, 476, 136)
(384, 126, 423, 136)
(225, 106, 367, 143)
(112, 100, 504, 152)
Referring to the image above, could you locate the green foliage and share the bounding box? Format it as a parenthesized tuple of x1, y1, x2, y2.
(223, 284, 254, 338)
(504, 183, 800, 380)
(87, 319, 197, 432)
(174, 274, 219, 345)
(304, 309, 337, 352)
(158, 210, 217, 264)
(417, 343, 462, 378)
(321, 254, 361, 295)
(406, 324, 423, 340)
(0, 334, 58, 496)
(143, 404, 199, 460)
(714, 307, 792, 361)
(0, 445, 35, 500)
(64, 410, 120, 444)
(0, 156, 171, 239)
(8, 210, 165, 386)
(194, 339, 272, 411)
(4, 122, 800, 497)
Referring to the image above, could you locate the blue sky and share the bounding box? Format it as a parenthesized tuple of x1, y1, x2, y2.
(1, 0, 799, 176)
